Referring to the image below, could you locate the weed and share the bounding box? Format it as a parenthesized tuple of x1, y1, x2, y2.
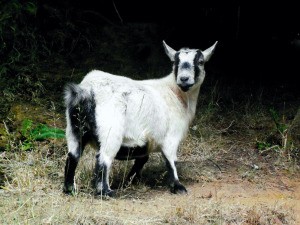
(255, 106, 299, 162)
(4, 118, 65, 152)
(269, 108, 289, 150)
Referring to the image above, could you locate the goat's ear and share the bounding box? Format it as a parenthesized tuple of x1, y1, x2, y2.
(163, 40, 177, 61)
(202, 41, 218, 62)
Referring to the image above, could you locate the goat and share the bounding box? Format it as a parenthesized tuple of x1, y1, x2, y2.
(63, 40, 218, 196)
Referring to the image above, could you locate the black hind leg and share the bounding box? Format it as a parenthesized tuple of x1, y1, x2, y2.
(126, 155, 149, 185)
(93, 153, 115, 197)
(64, 151, 80, 194)
(63, 132, 91, 194)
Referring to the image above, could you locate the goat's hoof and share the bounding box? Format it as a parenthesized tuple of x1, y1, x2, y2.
(96, 189, 115, 198)
(63, 184, 76, 196)
(171, 183, 188, 194)
(124, 174, 142, 187)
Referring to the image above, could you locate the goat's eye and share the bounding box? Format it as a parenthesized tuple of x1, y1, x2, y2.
(198, 60, 204, 65)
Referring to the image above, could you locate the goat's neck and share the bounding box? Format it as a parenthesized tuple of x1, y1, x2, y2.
(167, 73, 201, 117)
(182, 84, 200, 116)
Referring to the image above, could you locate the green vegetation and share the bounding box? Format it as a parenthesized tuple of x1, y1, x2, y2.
(269, 108, 289, 149)
(4, 119, 65, 151)
(255, 106, 299, 162)
(21, 119, 65, 141)
(19, 119, 65, 151)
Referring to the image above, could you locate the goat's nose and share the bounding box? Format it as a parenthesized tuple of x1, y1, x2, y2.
(180, 77, 189, 82)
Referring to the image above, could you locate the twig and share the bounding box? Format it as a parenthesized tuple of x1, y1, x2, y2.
(112, 0, 123, 24)
(12, 197, 33, 214)
(207, 158, 222, 172)
(217, 120, 235, 134)
(259, 145, 280, 154)
(3, 120, 10, 135)
(83, 10, 118, 27)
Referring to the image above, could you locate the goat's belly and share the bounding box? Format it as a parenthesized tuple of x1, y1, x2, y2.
(115, 144, 148, 160)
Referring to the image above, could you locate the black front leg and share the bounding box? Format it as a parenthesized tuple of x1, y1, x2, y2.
(164, 156, 187, 194)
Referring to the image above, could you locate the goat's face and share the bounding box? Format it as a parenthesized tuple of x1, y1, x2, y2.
(163, 41, 218, 92)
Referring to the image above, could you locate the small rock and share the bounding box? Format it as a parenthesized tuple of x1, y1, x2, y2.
(252, 164, 259, 170)
(191, 125, 198, 131)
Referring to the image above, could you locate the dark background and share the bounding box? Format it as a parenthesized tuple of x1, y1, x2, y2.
(41, 1, 300, 86)
(1, 0, 299, 106)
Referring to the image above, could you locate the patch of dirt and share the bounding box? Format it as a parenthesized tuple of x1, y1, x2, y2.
(190, 173, 300, 223)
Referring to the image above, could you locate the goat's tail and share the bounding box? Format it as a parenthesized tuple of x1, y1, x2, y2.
(64, 83, 85, 107)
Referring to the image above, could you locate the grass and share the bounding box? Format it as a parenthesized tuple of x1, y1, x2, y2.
(0, 150, 297, 224)
(0, 142, 297, 224)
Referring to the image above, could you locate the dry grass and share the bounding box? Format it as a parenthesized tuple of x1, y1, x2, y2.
(1, 151, 297, 225)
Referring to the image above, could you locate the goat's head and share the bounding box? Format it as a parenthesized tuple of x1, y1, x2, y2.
(163, 41, 218, 92)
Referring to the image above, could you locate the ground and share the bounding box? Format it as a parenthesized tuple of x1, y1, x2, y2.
(1, 149, 299, 224)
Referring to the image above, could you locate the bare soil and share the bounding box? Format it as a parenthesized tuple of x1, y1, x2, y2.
(191, 172, 300, 223)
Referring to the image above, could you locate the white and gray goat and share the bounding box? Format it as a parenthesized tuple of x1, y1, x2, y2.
(63, 40, 218, 196)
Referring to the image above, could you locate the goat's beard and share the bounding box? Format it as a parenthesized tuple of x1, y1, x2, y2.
(178, 83, 193, 92)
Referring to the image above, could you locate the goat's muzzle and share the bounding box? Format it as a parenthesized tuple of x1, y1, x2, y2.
(178, 83, 193, 92)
